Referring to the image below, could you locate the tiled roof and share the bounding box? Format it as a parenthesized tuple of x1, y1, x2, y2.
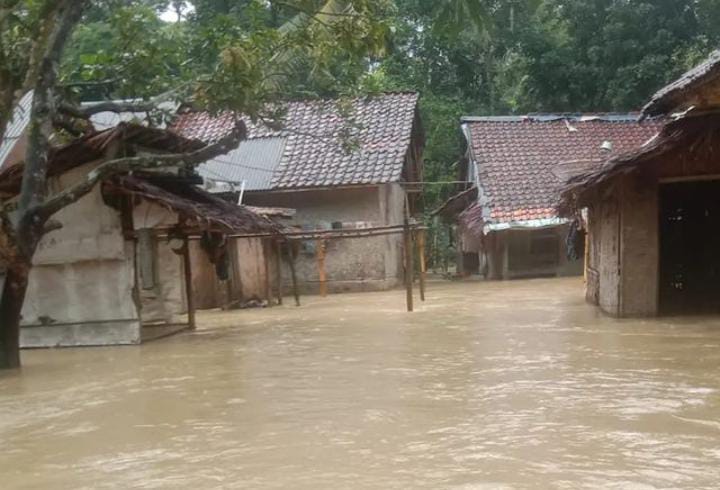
(464, 115, 664, 225)
(170, 92, 420, 190)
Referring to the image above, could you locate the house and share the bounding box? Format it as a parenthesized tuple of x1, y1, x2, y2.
(436, 115, 663, 280)
(170, 92, 424, 294)
(560, 51, 720, 317)
(0, 123, 281, 347)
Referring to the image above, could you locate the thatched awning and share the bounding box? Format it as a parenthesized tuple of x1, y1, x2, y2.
(642, 51, 720, 119)
(0, 123, 205, 198)
(103, 173, 283, 235)
(558, 111, 720, 215)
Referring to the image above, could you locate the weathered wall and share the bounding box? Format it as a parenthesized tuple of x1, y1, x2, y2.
(189, 240, 220, 310)
(619, 174, 659, 317)
(190, 237, 273, 309)
(19, 162, 141, 347)
(585, 206, 600, 306)
(484, 224, 583, 280)
(132, 201, 186, 323)
(597, 191, 621, 316)
(246, 184, 404, 293)
(234, 237, 269, 300)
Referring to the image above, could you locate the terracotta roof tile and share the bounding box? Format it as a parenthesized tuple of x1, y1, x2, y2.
(464, 115, 664, 225)
(170, 93, 419, 190)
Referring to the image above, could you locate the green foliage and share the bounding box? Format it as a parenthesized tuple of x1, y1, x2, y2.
(61, 0, 393, 116)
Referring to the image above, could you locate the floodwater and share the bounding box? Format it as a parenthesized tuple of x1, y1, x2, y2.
(3, 278, 720, 489)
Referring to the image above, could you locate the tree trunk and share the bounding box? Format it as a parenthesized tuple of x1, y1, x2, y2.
(0, 264, 30, 370)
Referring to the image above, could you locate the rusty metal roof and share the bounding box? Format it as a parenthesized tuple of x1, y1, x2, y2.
(170, 92, 420, 190)
(463, 114, 664, 228)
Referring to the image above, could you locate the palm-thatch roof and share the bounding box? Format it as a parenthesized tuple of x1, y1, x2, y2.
(103, 173, 283, 235)
(642, 50, 720, 118)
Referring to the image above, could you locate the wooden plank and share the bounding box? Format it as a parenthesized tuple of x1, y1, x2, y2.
(183, 238, 196, 330)
(417, 228, 427, 301)
(317, 239, 327, 297)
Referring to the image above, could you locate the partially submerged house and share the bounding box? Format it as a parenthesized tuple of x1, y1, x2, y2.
(560, 51, 720, 317)
(170, 92, 424, 294)
(437, 115, 662, 279)
(0, 123, 281, 347)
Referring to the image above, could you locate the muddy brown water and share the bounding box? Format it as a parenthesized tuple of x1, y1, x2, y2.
(2, 278, 720, 489)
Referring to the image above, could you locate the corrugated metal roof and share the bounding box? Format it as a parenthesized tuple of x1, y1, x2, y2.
(0, 91, 33, 169)
(198, 137, 286, 191)
(84, 100, 177, 130)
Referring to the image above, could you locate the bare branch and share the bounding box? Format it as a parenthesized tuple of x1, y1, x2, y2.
(36, 122, 247, 220)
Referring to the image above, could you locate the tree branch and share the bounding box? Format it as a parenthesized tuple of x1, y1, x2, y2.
(60, 100, 157, 119)
(35, 122, 247, 220)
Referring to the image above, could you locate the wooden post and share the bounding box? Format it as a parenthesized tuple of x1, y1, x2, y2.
(404, 220, 414, 312)
(417, 228, 427, 302)
(183, 238, 196, 330)
(287, 241, 301, 307)
(263, 239, 272, 302)
(275, 239, 283, 305)
(317, 239, 327, 297)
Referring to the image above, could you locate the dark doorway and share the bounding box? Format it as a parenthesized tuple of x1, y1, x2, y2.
(659, 180, 720, 315)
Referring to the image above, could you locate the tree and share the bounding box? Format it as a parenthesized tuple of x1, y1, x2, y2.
(0, 0, 391, 369)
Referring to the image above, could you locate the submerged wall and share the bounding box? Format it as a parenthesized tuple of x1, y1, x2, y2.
(482, 224, 583, 281)
(246, 184, 405, 294)
(20, 163, 141, 347)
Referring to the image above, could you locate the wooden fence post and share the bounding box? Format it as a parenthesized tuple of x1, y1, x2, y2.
(317, 239, 327, 297)
(183, 238, 196, 330)
(287, 241, 301, 307)
(404, 220, 414, 313)
(275, 239, 283, 306)
(417, 228, 427, 302)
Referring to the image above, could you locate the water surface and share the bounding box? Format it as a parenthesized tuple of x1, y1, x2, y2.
(2, 278, 720, 489)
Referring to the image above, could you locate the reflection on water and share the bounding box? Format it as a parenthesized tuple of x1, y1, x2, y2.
(2, 278, 720, 489)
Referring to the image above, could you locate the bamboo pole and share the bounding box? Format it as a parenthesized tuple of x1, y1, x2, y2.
(275, 239, 283, 306)
(263, 239, 272, 302)
(183, 238, 196, 330)
(317, 239, 327, 297)
(287, 242, 301, 307)
(417, 228, 427, 302)
(404, 219, 414, 313)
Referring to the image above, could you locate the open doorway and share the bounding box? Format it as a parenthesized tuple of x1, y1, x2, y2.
(659, 180, 720, 315)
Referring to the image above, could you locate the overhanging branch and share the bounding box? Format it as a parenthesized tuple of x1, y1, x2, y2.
(35, 122, 247, 220)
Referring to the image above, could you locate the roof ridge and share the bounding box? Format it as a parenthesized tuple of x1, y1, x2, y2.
(462, 113, 643, 123)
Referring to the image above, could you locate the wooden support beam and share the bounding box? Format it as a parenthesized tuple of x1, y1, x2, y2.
(183, 238, 196, 330)
(275, 239, 283, 306)
(404, 219, 414, 312)
(287, 242, 301, 307)
(263, 239, 272, 302)
(317, 239, 327, 297)
(417, 228, 427, 302)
